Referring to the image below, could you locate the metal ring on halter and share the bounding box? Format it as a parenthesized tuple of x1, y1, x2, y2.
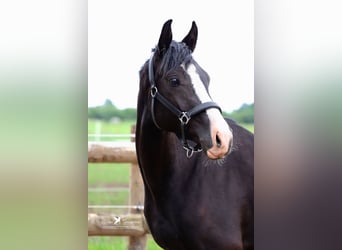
(184, 146, 194, 158)
(179, 112, 191, 125)
(183, 144, 203, 158)
(151, 86, 158, 98)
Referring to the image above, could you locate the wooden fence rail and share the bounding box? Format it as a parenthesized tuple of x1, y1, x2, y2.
(88, 213, 149, 236)
(88, 142, 137, 163)
(88, 126, 148, 250)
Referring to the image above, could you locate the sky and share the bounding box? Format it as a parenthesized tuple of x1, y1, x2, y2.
(88, 0, 253, 113)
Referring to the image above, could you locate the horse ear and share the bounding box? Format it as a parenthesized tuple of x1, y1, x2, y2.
(157, 19, 173, 55)
(182, 21, 198, 52)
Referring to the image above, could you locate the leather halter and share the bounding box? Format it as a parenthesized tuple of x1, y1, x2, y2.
(148, 50, 222, 158)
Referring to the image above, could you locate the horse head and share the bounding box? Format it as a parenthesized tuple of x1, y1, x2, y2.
(140, 19, 233, 159)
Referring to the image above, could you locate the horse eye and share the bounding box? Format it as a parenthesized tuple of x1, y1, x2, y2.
(169, 78, 180, 87)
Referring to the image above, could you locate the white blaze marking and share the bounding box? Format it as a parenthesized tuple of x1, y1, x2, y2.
(185, 62, 233, 158)
(186, 63, 223, 120)
(186, 63, 212, 103)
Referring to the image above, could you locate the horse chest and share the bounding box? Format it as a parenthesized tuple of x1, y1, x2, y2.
(144, 173, 244, 250)
(146, 202, 243, 250)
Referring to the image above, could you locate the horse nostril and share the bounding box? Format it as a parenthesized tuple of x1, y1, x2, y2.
(216, 135, 221, 148)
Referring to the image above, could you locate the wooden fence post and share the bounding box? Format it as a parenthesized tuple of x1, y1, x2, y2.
(128, 125, 147, 250)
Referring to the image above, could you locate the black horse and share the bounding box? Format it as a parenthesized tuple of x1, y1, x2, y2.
(136, 19, 253, 250)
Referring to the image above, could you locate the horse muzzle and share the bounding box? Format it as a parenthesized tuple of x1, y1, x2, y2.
(206, 133, 233, 159)
(205, 110, 233, 159)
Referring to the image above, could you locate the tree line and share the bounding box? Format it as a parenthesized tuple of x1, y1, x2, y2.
(224, 103, 254, 124)
(88, 99, 254, 124)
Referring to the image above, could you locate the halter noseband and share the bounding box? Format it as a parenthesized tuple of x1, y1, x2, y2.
(148, 50, 222, 158)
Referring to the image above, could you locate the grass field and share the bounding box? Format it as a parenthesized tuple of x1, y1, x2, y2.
(88, 119, 253, 249)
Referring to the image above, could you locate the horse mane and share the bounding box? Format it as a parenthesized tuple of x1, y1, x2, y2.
(156, 41, 192, 76)
(137, 40, 196, 123)
(138, 40, 193, 106)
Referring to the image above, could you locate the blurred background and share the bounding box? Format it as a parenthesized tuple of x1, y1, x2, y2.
(88, 1, 254, 113)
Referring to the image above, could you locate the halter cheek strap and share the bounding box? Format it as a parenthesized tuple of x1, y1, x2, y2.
(148, 50, 222, 158)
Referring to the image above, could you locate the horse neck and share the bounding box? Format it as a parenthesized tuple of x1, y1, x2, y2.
(136, 106, 182, 187)
(136, 72, 174, 161)
(136, 69, 188, 191)
(136, 106, 176, 159)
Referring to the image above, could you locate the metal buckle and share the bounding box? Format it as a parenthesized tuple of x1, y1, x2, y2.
(150, 86, 158, 97)
(179, 112, 191, 125)
(183, 146, 194, 158)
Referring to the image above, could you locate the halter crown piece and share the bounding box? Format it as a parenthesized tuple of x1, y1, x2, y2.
(148, 49, 222, 158)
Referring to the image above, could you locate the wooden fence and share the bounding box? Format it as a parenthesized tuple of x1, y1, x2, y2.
(88, 126, 150, 250)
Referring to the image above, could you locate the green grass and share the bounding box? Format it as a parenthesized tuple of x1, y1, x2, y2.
(88, 119, 136, 142)
(240, 123, 254, 133)
(88, 237, 127, 250)
(88, 190, 128, 206)
(88, 236, 163, 250)
(88, 120, 153, 249)
(88, 119, 135, 134)
(88, 119, 253, 249)
(88, 163, 130, 187)
(88, 161, 163, 249)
